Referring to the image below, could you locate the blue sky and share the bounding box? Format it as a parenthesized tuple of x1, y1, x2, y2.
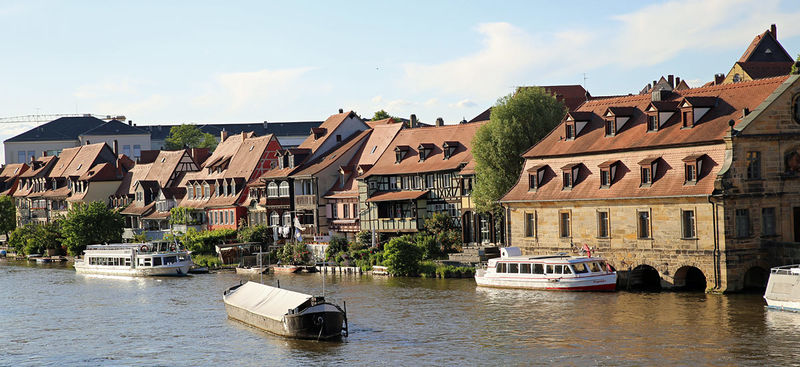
(2, 0, 800, 164)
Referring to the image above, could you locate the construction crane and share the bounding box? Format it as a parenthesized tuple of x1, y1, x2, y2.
(0, 113, 125, 124)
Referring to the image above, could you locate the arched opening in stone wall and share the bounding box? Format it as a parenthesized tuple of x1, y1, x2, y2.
(673, 266, 707, 291)
(629, 264, 662, 291)
(743, 266, 769, 292)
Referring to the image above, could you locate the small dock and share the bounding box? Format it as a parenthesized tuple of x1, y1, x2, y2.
(316, 265, 362, 274)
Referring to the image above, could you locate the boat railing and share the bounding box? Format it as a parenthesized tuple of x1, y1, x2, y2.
(770, 265, 800, 275)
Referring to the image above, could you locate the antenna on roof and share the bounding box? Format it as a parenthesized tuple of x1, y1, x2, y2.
(582, 73, 588, 90)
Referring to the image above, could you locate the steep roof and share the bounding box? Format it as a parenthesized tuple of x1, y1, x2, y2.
(738, 61, 794, 80)
(0, 163, 28, 179)
(364, 122, 485, 177)
(61, 143, 110, 178)
(356, 123, 404, 166)
(297, 111, 365, 153)
(115, 163, 152, 196)
(292, 129, 372, 177)
(738, 27, 793, 63)
(145, 150, 192, 187)
(4, 116, 106, 143)
(523, 76, 790, 159)
(19, 156, 56, 179)
(183, 132, 277, 182)
(80, 120, 149, 136)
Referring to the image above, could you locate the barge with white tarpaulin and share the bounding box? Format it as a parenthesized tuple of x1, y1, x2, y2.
(764, 264, 800, 312)
(223, 281, 348, 340)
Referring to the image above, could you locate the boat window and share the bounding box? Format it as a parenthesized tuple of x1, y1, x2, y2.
(124, 258, 131, 266)
(508, 263, 519, 273)
(163, 256, 177, 265)
(564, 266, 573, 274)
(546, 265, 553, 274)
(533, 264, 544, 274)
(554, 265, 563, 274)
(590, 262, 601, 272)
(573, 263, 589, 273)
(144, 258, 151, 267)
(153, 257, 163, 266)
(520, 263, 532, 274)
(496, 263, 506, 273)
(598, 261, 608, 272)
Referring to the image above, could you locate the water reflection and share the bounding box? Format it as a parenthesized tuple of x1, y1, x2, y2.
(0, 260, 797, 366)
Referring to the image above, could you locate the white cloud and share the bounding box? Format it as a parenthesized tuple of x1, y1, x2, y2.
(202, 67, 316, 109)
(449, 99, 477, 108)
(73, 79, 139, 99)
(93, 94, 170, 119)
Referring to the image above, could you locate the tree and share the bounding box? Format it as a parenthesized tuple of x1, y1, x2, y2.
(383, 235, 423, 276)
(59, 202, 124, 256)
(237, 225, 273, 247)
(371, 110, 396, 121)
(325, 236, 349, 261)
(792, 54, 800, 74)
(0, 195, 16, 239)
(164, 124, 218, 151)
(471, 87, 566, 212)
(8, 222, 61, 255)
(423, 212, 461, 253)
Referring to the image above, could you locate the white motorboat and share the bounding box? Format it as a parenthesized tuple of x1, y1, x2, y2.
(73, 242, 192, 277)
(764, 265, 800, 312)
(475, 247, 617, 291)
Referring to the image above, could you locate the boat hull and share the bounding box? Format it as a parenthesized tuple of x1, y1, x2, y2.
(764, 267, 800, 312)
(74, 262, 192, 277)
(273, 265, 300, 274)
(224, 301, 344, 340)
(475, 273, 617, 291)
(235, 266, 268, 275)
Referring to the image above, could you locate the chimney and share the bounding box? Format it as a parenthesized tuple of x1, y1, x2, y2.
(86, 140, 90, 145)
(113, 140, 119, 156)
(410, 114, 418, 129)
(42, 151, 47, 157)
(263, 120, 268, 129)
(676, 77, 681, 86)
(771, 24, 777, 39)
(435, 117, 444, 127)
(743, 108, 750, 118)
(668, 75, 674, 88)
(220, 129, 228, 142)
(30, 155, 35, 163)
(128, 120, 132, 126)
(652, 80, 657, 88)
(714, 73, 725, 85)
(338, 108, 344, 113)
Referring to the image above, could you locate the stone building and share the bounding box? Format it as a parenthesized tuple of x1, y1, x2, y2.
(501, 75, 800, 292)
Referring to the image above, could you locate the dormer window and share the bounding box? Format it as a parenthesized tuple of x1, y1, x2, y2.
(336, 134, 342, 142)
(597, 160, 619, 188)
(680, 97, 715, 128)
(418, 143, 435, 162)
(603, 107, 634, 137)
(527, 164, 546, 191)
(442, 141, 458, 159)
(638, 157, 659, 187)
(395, 146, 410, 163)
(604, 119, 614, 136)
(311, 127, 326, 140)
(288, 154, 295, 168)
(681, 109, 694, 128)
(561, 163, 579, 189)
(647, 114, 658, 132)
(682, 154, 705, 184)
(564, 112, 592, 140)
(565, 123, 575, 139)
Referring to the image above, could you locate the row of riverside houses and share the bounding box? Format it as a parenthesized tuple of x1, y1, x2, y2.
(501, 25, 800, 292)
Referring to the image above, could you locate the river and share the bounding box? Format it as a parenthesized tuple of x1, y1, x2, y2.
(1, 260, 798, 366)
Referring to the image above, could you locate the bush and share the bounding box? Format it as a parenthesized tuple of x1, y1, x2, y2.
(180, 228, 237, 255)
(60, 201, 124, 256)
(414, 234, 441, 260)
(278, 242, 311, 265)
(237, 225, 273, 246)
(8, 223, 61, 255)
(418, 260, 437, 278)
(325, 236, 349, 262)
(383, 235, 422, 276)
(191, 254, 222, 268)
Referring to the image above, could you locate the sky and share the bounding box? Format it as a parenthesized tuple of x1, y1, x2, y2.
(2, 0, 800, 164)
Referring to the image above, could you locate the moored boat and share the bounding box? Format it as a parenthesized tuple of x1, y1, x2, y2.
(235, 266, 269, 275)
(475, 247, 617, 291)
(223, 281, 348, 340)
(764, 265, 800, 312)
(272, 265, 301, 274)
(73, 242, 192, 277)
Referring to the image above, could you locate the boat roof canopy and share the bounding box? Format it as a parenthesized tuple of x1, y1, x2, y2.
(224, 281, 311, 321)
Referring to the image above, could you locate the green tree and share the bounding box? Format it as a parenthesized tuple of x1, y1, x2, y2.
(8, 222, 61, 255)
(383, 235, 422, 276)
(423, 212, 461, 253)
(60, 202, 124, 256)
(325, 236, 349, 262)
(237, 225, 273, 246)
(371, 110, 397, 121)
(179, 228, 236, 254)
(164, 124, 218, 151)
(0, 195, 16, 239)
(472, 87, 566, 212)
(792, 54, 800, 74)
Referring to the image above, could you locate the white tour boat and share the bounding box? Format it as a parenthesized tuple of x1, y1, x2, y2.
(475, 247, 617, 291)
(73, 242, 193, 277)
(764, 264, 800, 312)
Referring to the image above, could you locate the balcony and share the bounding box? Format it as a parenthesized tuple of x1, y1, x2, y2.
(295, 195, 316, 209)
(375, 217, 420, 232)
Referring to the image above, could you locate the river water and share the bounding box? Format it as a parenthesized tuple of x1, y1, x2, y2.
(1, 260, 798, 366)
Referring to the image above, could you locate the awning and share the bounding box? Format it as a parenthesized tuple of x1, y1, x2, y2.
(366, 190, 429, 203)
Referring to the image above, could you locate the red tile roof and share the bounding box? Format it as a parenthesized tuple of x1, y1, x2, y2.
(292, 130, 372, 177)
(523, 76, 790, 159)
(363, 122, 486, 177)
(739, 61, 794, 79)
(298, 111, 366, 153)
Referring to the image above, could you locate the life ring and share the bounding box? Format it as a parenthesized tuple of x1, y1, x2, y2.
(169, 245, 177, 252)
(313, 315, 324, 326)
(139, 245, 149, 252)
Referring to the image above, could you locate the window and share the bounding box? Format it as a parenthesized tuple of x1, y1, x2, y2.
(279, 182, 290, 197)
(685, 163, 697, 183)
(533, 264, 544, 274)
(604, 119, 614, 136)
(496, 263, 506, 273)
(133, 145, 141, 159)
(637, 210, 651, 239)
(508, 263, 519, 273)
(597, 211, 609, 238)
(735, 208, 750, 237)
(562, 171, 572, 189)
(267, 182, 278, 197)
(682, 210, 696, 238)
(573, 263, 588, 274)
(746, 151, 761, 179)
(793, 94, 800, 124)
(524, 212, 536, 238)
(283, 212, 291, 226)
(682, 110, 693, 128)
(528, 174, 537, 191)
(336, 134, 342, 142)
(426, 174, 434, 188)
(224, 210, 229, 225)
(647, 114, 658, 131)
(641, 166, 652, 185)
(520, 263, 532, 273)
(203, 183, 210, 198)
(331, 203, 338, 219)
(343, 204, 350, 219)
(565, 123, 575, 139)
(17, 151, 25, 164)
(123, 145, 131, 157)
(600, 169, 611, 187)
(762, 207, 776, 236)
(559, 211, 571, 238)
